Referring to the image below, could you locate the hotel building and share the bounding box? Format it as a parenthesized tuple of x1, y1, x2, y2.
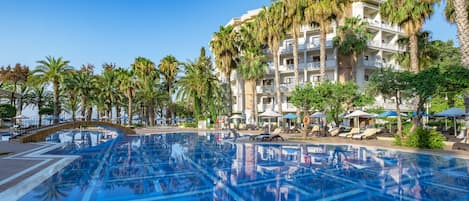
(219, 1, 414, 123)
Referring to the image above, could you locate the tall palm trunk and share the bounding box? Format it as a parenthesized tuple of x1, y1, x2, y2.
(72, 110, 76, 122)
(226, 71, 233, 116)
(292, 26, 301, 124)
(81, 96, 86, 119)
(148, 105, 155, 127)
(409, 33, 421, 132)
(396, 90, 403, 138)
(38, 104, 43, 127)
(250, 80, 257, 125)
(53, 80, 59, 124)
(319, 22, 327, 82)
(352, 52, 358, 81)
(168, 85, 172, 125)
(86, 106, 92, 121)
(272, 42, 283, 117)
(127, 95, 133, 126)
(454, 0, 469, 67)
(409, 34, 419, 72)
(116, 104, 121, 124)
(453, 0, 469, 127)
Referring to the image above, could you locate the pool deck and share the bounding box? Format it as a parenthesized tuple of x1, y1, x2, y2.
(1, 127, 469, 199)
(0, 142, 78, 200)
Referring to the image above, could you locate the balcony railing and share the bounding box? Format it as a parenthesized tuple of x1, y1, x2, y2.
(280, 44, 307, 53)
(367, 40, 406, 52)
(308, 40, 333, 49)
(363, 60, 401, 69)
(258, 103, 298, 112)
(363, 18, 401, 32)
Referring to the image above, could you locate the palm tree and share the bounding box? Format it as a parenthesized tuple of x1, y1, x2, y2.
(76, 64, 95, 121)
(255, 2, 286, 116)
(284, 0, 306, 123)
(210, 25, 239, 116)
(35, 56, 72, 124)
(116, 68, 137, 126)
(131, 57, 159, 126)
(445, 0, 469, 127)
(392, 31, 437, 70)
(333, 17, 372, 81)
(177, 61, 204, 121)
(238, 49, 268, 125)
(444, 0, 469, 67)
(177, 47, 221, 122)
(62, 72, 80, 122)
(305, 0, 348, 82)
(26, 75, 49, 127)
(159, 55, 180, 125)
(102, 63, 119, 122)
(380, 0, 436, 73)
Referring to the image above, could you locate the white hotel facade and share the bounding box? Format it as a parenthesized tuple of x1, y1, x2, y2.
(220, 1, 414, 122)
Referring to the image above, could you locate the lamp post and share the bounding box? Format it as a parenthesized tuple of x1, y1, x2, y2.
(424, 102, 431, 127)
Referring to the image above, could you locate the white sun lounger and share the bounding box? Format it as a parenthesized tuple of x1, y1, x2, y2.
(338, 128, 360, 138)
(352, 128, 379, 140)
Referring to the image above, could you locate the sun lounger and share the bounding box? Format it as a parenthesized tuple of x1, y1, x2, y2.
(255, 134, 284, 141)
(310, 125, 320, 136)
(272, 128, 283, 135)
(329, 128, 340, 137)
(352, 128, 379, 140)
(338, 128, 360, 138)
(249, 133, 269, 141)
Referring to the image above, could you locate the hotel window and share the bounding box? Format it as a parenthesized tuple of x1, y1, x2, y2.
(263, 97, 273, 104)
(286, 58, 294, 65)
(364, 55, 369, 61)
(263, 79, 273, 86)
(284, 77, 294, 84)
(232, 96, 237, 105)
(312, 75, 320, 82)
(313, 56, 320, 62)
(286, 96, 291, 103)
(365, 74, 370, 81)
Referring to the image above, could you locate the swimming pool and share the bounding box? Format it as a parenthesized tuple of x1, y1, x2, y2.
(19, 132, 469, 201)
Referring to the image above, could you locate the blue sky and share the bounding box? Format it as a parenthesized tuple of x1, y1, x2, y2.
(0, 0, 458, 73)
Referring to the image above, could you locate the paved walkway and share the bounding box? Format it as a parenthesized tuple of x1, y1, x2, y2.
(0, 142, 78, 200)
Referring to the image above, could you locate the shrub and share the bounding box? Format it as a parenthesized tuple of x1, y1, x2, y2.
(182, 122, 197, 128)
(0, 104, 16, 119)
(393, 134, 403, 146)
(404, 128, 444, 149)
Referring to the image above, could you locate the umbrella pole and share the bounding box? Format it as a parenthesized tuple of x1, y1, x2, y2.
(269, 118, 271, 134)
(445, 118, 448, 131)
(454, 117, 457, 137)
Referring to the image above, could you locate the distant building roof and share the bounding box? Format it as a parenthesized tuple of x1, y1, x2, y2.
(225, 8, 262, 27)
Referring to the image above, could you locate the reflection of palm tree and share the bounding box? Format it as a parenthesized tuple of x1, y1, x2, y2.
(34, 174, 70, 201)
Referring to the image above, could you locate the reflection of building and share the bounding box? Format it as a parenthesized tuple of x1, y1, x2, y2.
(217, 1, 415, 123)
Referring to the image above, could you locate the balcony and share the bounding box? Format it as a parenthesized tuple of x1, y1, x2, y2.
(367, 40, 405, 52)
(280, 44, 307, 53)
(257, 85, 274, 93)
(275, 60, 336, 72)
(308, 40, 333, 49)
(305, 60, 337, 70)
(363, 60, 401, 69)
(363, 18, 401, 33)
(256, 83, 296, 93)
(258, 103, 298, 112)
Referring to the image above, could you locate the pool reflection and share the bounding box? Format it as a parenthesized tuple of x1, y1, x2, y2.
(19, 132, 469, 201)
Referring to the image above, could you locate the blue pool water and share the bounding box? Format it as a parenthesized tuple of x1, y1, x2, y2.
(19, 132, 469, 201)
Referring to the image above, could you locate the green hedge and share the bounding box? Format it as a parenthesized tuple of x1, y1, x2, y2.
(394, 128, 444, 149)
(181, 122, 197, 128)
